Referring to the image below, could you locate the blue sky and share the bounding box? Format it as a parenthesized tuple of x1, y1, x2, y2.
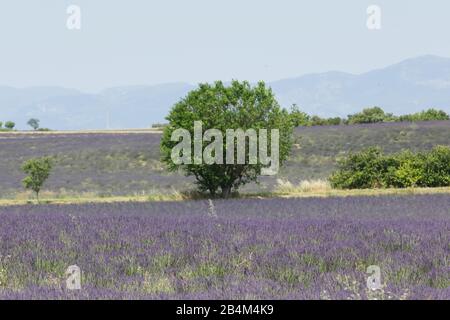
(1, 0, 449, 92)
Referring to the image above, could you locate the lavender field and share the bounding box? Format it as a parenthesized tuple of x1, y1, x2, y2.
(1, 121, 449, 197)
(0, 194, 448, 300)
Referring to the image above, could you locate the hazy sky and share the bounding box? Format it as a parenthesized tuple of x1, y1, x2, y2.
(1, 0, 449, 92)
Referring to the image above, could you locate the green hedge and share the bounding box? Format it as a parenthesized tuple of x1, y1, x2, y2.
(329, 146, 450, 189)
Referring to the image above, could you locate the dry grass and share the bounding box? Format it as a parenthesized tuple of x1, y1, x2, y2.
(272, 179, 450, 198)
(12, 190, 99, 201)
(275, 179, 332, 194)
(1, 183, 450, 207)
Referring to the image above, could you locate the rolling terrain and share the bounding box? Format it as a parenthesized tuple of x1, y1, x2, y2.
(0, 121, 449, 198)
(2, 55, 450, 130)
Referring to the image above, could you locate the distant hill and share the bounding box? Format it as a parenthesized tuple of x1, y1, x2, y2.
(1, 55, 450, 130)
(271, 55, 450, 117)
(0, 83, 194, 130)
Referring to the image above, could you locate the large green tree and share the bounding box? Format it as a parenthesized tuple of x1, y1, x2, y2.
(161, 80, 293, 198)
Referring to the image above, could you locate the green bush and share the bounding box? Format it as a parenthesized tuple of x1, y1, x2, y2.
(421, 146, 450, 187)
(289, 104, 310, 127)
(0, 121, 15, 131)
(398, 109, 450, 122)
(330, 146, 450, 189)
(388, 151, 425, 188)
(347, 107, 395, 124)
(288, 107, 449, 128)
(4, 121, 15, 130)
(330, 148, 391, 188)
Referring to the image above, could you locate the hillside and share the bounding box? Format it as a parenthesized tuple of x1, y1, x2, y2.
(2, 55, 450, 130)
(0, 121, 449, 198)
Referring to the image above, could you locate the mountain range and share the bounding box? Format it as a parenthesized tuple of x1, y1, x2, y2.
(1, 55, 450, 130)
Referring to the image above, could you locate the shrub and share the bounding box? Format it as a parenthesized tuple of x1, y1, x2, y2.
(21, 157, 53, 202)
(347, 107, 395, 124)
(420, 146, 450, 187)
(151, 123, 168, 128)
(330, 146, 450, 189)
(330, 147, 392, 188)
(388, 151, 425, 188)
(289, 104, 310, 127)
(398, 109, 450, 122)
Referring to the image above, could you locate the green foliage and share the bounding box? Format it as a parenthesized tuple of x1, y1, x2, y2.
(329, 148, 392, 188)
(161, 80, 293, 197)
(309, 116, 328, 126)
(289, 104, 310, 126)
(398, 108, 450, 122)
(330, 146, 450, 189)
(310, 116, 343, 126)
(289, 107, 343, 127)
(151, 123, 169, 128)
(347, 107, 395, 124)
(0, 120, 17, 131)
(27, 118, 40, 130)
(326, 117, 343, 125)
(291, 107, 449, 128)
(421, 146, 450, 187)
(4, 121, 15, 130)
(21, 157, 53, 202)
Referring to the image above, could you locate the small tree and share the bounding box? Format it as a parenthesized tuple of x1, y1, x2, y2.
(27, 118, 40, 130)
(0, 121, 3, 129)
(4, 121, 15, 130)
(21, 157, 53, 202)
(289, 104, 310, 127)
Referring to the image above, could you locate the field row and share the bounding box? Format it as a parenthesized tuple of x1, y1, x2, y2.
(0, 194, 448, 299)
(1, 121, 449, 197)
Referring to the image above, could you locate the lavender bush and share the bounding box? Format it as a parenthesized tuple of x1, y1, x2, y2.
(0, 195, 448, 300)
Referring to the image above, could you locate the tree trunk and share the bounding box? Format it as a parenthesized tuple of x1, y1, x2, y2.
(221, 185, 232, 198)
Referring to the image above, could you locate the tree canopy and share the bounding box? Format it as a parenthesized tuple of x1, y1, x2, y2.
(161, 80, 293, 198)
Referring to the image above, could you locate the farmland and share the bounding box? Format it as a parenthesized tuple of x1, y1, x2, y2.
(0, 194, 448, 299)
(0, 121, 449, 300)
(0, 121, 449, 198)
